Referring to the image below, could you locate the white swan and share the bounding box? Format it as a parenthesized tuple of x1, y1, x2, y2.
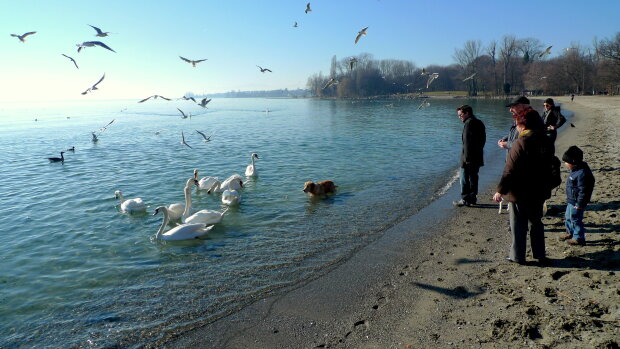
(153, 206, 213, 241)
(221, 189, 241, 206)
(166, 178, 197, 221)
(115, 190, 146, 213)
(207, 174, 243, 194)
(245, 153, 259, 177)
(194, 169, 219, 191)
(182, 181, 228, 225)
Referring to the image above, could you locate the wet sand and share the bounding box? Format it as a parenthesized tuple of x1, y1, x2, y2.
(157, 96, 619, 349)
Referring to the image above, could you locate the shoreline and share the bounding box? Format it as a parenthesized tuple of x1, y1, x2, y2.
(158, 96, 619, 348)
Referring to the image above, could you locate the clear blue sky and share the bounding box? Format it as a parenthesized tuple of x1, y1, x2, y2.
(2, 0, 618, 101)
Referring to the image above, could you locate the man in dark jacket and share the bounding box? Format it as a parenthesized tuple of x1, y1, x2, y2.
(559, 146, 595, 245)
(542, 98, 566, 144)
(493, 97, 552, 264)
(454, 105, 486, 207)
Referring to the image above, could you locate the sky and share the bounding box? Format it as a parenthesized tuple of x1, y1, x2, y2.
(1, 0, 619, 102)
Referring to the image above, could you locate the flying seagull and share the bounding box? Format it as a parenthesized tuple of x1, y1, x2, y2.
(417, 100, 430, 110)
(257, 65, 272, 73)
(181, 131, 193, 149)
(61, 54, 79, 69)
(177, 108, 190, 119)
(539, 45, 552, 58)
(180, 56, 207, 67)
(138, 95, 171, 103)
(355, 27, 368, 44)
(11, 31, 36, 42)
(89, 25, 110, 37)
(305, 3, 312, 13)
(426, 73, 439, 89)
(462, 73, 476, 82)
(181, 95, 196, 102)
(77, 41, 116, 53)
(95, 119, 115, 133)
(198, 97, 212, 108)
(349, 57, 358, 70)
(196, 130, 212, 142)
(420, 67, 428, 76)
(293, 22, 298, 28)
(81, 73, 105, 95)
(322, 78, 338, 90)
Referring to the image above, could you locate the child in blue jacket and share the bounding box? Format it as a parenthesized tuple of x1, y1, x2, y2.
(559, 146, 595, 245)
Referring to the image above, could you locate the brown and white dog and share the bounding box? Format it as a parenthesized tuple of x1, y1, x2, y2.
(303, 180, 337, 196)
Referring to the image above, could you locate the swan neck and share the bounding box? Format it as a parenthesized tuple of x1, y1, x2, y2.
(182, 186, 192, 219)
(156, 208, 169, 239)
(117, 192, 125, 204)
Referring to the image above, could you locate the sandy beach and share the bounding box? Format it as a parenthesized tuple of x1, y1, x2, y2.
(158, 96, 619, 349)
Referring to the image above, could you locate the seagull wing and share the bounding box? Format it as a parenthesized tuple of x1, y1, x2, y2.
(355, 32, 363, 44)
(177, 108, 187, 118)
(98, 119, 115, 132)
(193, 59, 207, 64)
(264, 68, 272, 72)
(181, 132, 193, 149)
(196, 130, 208, 140)
(92, 73, 105, 88)
(92, 41, 116, 52)
(180, 56, 191, 63)
(89, 25, 103, 35)
(62, 54, 79, 69)
(159, 96, 171, 101)
(22, 31, 36, 39)
(138, 96, 153, 103)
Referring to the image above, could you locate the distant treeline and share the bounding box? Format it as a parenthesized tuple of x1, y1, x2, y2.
(307, 32, 620, 98)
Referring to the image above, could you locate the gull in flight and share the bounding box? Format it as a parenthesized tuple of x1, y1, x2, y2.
(198, 97, 212, 108)
(138, 95, 171, 103)
(539, 45, 552, 58)
(323, 78, 338, 90)
(355, 27, 368, 44)
(293, 22, 298, 28)
(196, 130, 212, 142)
(426, 73, 439, 88)
(181, 95, 197, 102)
(95, 119, 115, 133)
(77, 41, 116, 53)
(417, 100, 431, 110)
(305, 3, 312, 13)
(539, 76, 547, 80)
(420, 68, 428, 76)
(180, 56, 208, 67)
(462, 73, 476, 82)
(89, 25, 110, 37)
(81, 73, 105, 95)
(181, 131, 193, 149)
(257, 65, 272, 73)
(177, 108, 190, 119)
(349, 57, 358, 70)
(61, 54, 79, 69)
(11, 31, 36, 42)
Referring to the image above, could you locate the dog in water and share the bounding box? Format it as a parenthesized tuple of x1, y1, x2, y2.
(303, 180, 337, 196)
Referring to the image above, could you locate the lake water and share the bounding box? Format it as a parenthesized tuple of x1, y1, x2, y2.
(0, 97, 512, 347)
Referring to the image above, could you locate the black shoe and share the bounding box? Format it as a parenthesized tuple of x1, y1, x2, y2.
(505, 256, 525, 265)
(453, 199, 470, 207)
(535, 257, 551, 266)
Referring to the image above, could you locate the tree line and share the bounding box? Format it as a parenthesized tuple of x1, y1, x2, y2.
(306, 32, 620, 98)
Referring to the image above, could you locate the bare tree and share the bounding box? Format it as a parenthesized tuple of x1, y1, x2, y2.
(499, 35, 518, 95)
(486, 40, 499, 95)
(454, 40, 483, 95)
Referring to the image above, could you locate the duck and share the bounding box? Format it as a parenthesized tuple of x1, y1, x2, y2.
(153, 206, 213, 241)
(207, 174, 243, 194)
(48, 152, 65, 163)
(245, 153, 259, 177)
(114, 190, 146, 213)
(182, 181, 228, 225)
(166, 178, 197, 221)
(194, 169, 219, 191)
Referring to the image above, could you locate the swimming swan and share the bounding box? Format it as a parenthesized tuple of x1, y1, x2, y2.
(221, 189, 241, 206)
(153, 206, 213, 240)
(166, 178, 198, 221)
(207, 174, 243, 194)
(245, 153, 259, 177)
(115, 190, 146, 213)
(182, 181, 228, 225)
(194, 169, 219, 191)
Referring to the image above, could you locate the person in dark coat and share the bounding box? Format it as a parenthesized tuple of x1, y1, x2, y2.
(493, 98, 552, 264)
(559, 146, 595, 246)
(454, 105, 486, 207)
(542, 98, 566, 144)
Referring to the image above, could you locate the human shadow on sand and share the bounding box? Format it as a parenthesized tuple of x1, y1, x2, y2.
(412, 282, 484, 299)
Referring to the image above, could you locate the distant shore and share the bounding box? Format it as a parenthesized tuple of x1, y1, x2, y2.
(158, 96, 619, 349)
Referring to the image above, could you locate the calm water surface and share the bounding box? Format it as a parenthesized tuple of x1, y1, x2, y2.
(0, 98, 510, 347)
